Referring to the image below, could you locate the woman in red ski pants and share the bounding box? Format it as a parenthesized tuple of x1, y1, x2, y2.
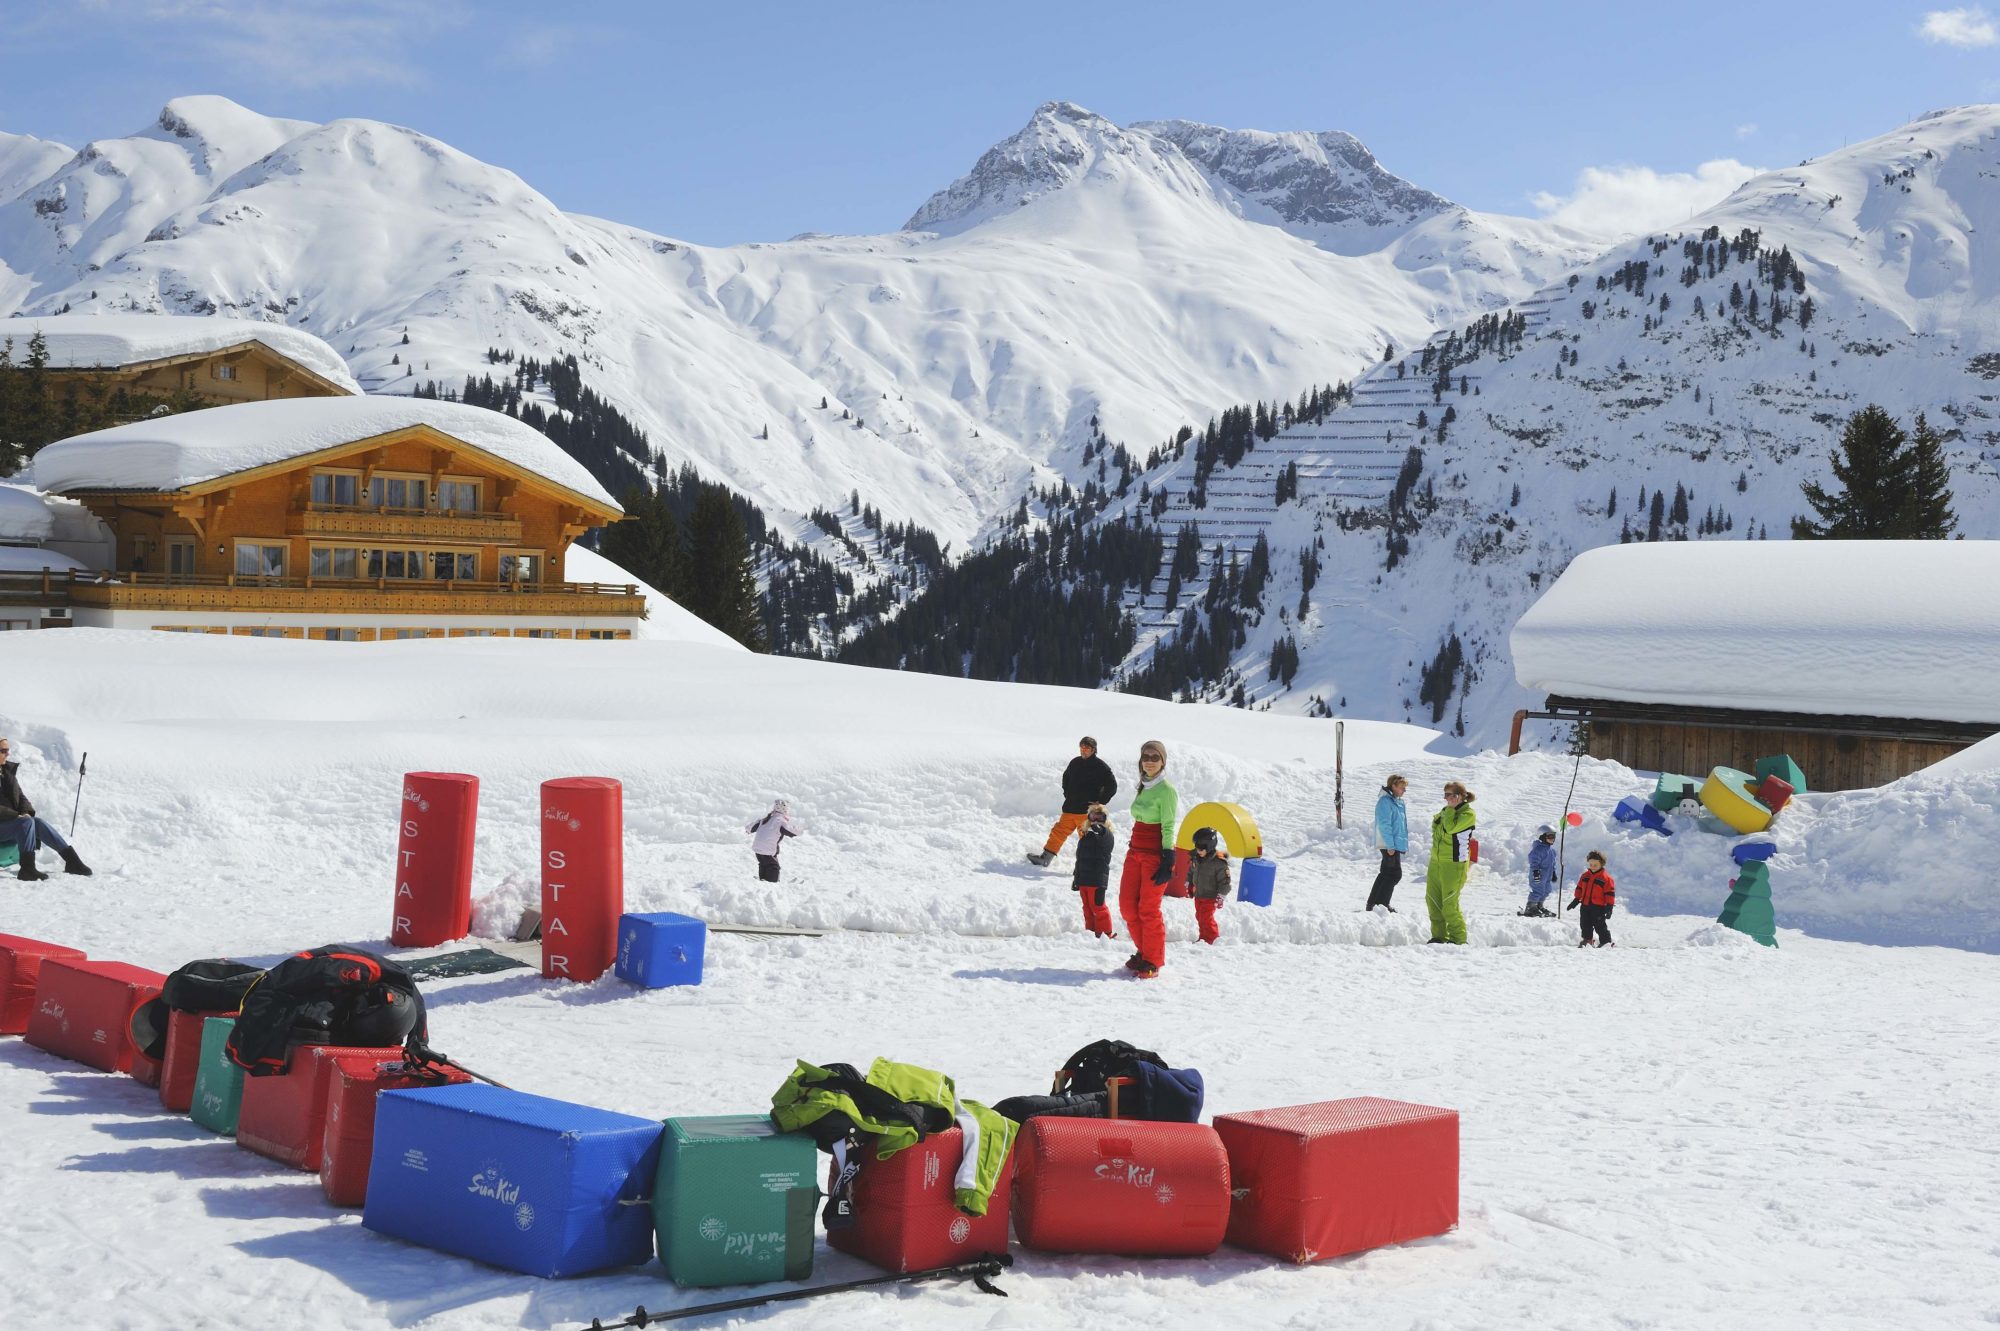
(1117, 739, 1179, 978)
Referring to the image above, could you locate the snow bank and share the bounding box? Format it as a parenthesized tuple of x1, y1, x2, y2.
(30, 395, 618, 509)
(1513, 540, 2000, 724)
(0, 313, 359, 392)
(0, 544, 85, 573)
(0, 482, 53, 540)
(563, 543, 746, 650)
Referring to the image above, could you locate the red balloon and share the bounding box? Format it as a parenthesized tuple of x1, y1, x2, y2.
(1565, 811, 1584, 827)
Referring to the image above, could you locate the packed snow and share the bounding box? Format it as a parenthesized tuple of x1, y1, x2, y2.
(1510, 541, 2000, 723)
(0, 544, 86, 573)
(0, 312, 361, 393)
(28, 396, 619, 510)
(561, 543, 746, 650)
(2, 628, 1997, 1329)
(0, 481, 54, 541)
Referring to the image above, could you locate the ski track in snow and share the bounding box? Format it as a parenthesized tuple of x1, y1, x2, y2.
(2, 630, 1998, 1329)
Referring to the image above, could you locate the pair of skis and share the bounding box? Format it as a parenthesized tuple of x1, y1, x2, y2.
(579, 1254, 1011, 1327)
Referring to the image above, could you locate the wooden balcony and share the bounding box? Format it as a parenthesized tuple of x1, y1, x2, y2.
(34, 570, 643, 619)
(286, 503, 526, 543)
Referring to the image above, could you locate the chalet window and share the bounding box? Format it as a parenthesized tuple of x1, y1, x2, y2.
(234, 542, 287, 577)
(167, 539, 197, 578)
(500, 553, 541, 583)
(367, 549, 429, 580)
(310, 472, 360, 506)
(310, 547, 360, 578)
(430, 552, 477, 580)
(380, 628, 433, 640)
(368, 475, 427, 511)
(213, 364, 238, 381)
(313, 628, 361, 641)
(435, 480, 481, 513)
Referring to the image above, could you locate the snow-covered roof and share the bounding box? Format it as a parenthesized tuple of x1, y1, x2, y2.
(1512, 541, 2000, 726)
(0, 314, 360, 393)
(0, 483, 54, 542)
(0, 544, 86, 574)
(29, 397, 620, 512)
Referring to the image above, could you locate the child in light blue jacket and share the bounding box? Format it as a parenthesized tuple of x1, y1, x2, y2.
(1522, 824, 1559, 916)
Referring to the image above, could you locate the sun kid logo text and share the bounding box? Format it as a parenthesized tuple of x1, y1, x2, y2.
(468, 1166, 522, 1205)
(1093, 1157, 1157, 1189)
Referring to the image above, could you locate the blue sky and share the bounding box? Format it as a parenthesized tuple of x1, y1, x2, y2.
(6, 0, 1998, 245)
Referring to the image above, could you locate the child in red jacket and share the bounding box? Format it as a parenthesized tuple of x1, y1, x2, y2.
(1566, 850, 1616, 948)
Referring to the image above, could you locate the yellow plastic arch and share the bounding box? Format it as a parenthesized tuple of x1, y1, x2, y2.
(1174, 801, 1264, 859)
(1700, 766, 1773, 835)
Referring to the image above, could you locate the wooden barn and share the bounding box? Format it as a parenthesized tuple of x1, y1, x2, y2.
(1509, 541, 2000, 790)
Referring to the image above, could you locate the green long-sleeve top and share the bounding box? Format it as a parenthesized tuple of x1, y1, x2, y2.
(1429, 802, 1477, 863)
(1130, 778, 1178, 845)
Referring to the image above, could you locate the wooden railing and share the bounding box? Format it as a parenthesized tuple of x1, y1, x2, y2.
(2, 568, 644, 618)
(287, 503, 524, 542)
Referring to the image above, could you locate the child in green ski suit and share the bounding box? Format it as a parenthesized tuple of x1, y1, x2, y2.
(1425, 781, 1477, 944)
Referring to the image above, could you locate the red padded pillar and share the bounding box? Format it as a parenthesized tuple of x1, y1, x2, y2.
(541, 777, 623, 981)
(391, 773, 479, 948)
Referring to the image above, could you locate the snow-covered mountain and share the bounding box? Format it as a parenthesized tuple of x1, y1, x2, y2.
(1105, 105, 2000, 749)
(0, 96, 1597, 548)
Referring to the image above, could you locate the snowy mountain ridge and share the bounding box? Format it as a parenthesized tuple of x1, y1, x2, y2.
(0, 96, 1597, 551)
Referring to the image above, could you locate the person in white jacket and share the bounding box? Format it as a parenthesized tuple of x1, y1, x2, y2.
(747, 799, 800, 881)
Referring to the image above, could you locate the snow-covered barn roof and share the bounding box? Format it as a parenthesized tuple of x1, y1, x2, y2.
(0, 314, 360, 394)
(0, 483, 54, 542)
(1511, 541, 2000, 726)
(29, 396, 620, 513)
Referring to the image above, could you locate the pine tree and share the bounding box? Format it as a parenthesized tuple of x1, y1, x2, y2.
(599, 485, 685, 601)
(1794, 405, 1958, 539)
(686, 488, 767, 649)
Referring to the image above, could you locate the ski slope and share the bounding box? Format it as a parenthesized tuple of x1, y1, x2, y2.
(2, 628, 1997, 1328)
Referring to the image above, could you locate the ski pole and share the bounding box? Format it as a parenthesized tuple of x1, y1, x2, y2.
(579, 1253, 1012, 1328)
(1334, 720, 1345, 829)
(69, 752, 87, 839)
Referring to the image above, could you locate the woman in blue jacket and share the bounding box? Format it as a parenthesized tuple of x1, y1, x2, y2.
(1365, 774, 1409, 911)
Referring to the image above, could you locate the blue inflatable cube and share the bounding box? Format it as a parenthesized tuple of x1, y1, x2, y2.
(1636, 803, 1674, 836)
(1612, 795, 1649, 823)
(1238, 857, 1276, 907)
(363, 1083, 663, 1278)
(616, 912, 707, 989)
(1732, 841, 1778, 866)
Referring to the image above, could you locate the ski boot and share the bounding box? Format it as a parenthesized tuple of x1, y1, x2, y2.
(59, 848, 92, 877)
(1025, 851, 1053, 868)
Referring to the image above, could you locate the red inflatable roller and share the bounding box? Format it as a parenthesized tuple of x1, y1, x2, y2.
(160, 1007, 230, 1113)
(1012, 1117, 1230, 1255)
(320, 1055, 475, 1207)
(829, 1126, 1014, 1273)
(390, 772, 479, 948)
(541, 777, 624, 982)
(0, 933, 86, 1035)
(23, 958, 165, 1073)
(238, 1043, 407, 1170)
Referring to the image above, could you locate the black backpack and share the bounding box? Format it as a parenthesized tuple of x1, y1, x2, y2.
(1052, 1039, 1168, 1096)
(227, 946, 427, 1076)
(127, 959, 267, 1063)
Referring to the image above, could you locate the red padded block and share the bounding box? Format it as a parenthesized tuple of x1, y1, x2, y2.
(828, 1127, 1013, 1272)
(0, 933, 87, 1035)
(23, 959, 164, 1072)
(1755, 775, 1795, 814)
(237, 1043, 406, 1170)
(160, 1008, 231, 1113)
(1012, 1117, 1230, 1256)
(1215, 1096, 1458, 1263)
(319, 1056, 474, 1207)
(128, 1049, 162, 1088)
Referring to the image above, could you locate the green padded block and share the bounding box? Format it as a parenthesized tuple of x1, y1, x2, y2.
(1754, 755, 1808, 795)
(190, 1017, 245, 1135)
(0, 843, 16, 868)
(1650, 773, 1703, 812)
(1732, 862, 1772, 897)
(653, 1114, 817, 1288)
(1719, 893, 1778, 947)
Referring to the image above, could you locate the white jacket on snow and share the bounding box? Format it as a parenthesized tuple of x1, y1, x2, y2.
(747, 809, 799, 856)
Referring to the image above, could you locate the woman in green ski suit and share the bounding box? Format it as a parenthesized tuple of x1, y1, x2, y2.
(1425, 781, 1477, 944)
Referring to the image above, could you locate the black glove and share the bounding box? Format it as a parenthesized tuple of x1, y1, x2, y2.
(1565, 900, 1578, 911)
(1151, 850, 1176, 886)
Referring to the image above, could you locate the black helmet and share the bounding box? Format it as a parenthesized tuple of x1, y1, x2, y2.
(1191, 826, 1219, 853)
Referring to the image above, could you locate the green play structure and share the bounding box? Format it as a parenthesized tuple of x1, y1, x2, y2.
(1718, 861, 1778, 947)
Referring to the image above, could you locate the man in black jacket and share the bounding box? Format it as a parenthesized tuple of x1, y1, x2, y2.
(1027, 736, 1118, 867)
(1, 738, 92, 881)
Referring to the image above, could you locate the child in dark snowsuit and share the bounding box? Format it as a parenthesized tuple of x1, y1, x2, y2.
(1567, 850, 1616, 947)
(1522, 824, 1559, 916)
(1072, 804, 1116, 937)
(1187, 826, 1232, 944)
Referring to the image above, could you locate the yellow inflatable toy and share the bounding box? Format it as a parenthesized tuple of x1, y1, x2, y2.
(1174, 802, 1264, 859)
(1700, 766, 1774, 835)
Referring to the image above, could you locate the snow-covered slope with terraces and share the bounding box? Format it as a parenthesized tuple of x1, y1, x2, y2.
(0, 97, 1596, 550)
(1103, 106, 2000, 749)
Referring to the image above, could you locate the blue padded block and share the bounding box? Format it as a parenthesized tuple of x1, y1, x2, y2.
(1636, 804, 1674, 836)
(1613, 795, 1649, 823)
(363, 1083, 663, 1278)
(1732, 842, 1778, 866)
(1237, 857, 1276, 907)
(616, 912, 707, 989)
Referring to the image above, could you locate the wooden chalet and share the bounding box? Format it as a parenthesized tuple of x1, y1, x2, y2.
(4, 314, 360, 411)
(25, 396, 641, 641)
